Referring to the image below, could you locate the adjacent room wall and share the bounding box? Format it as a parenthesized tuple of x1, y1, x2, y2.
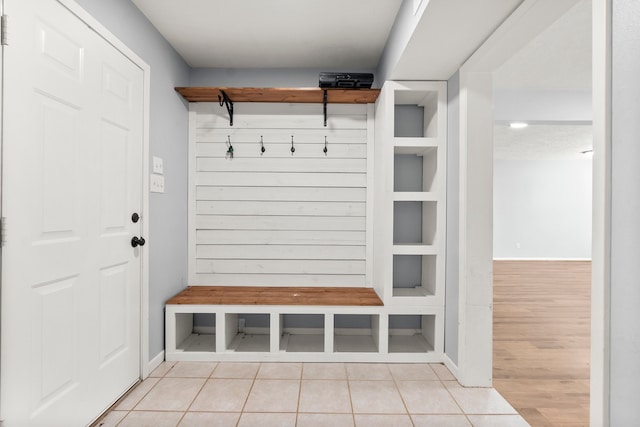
(73, 0, 190, 360)
(494, 158, 592, 259)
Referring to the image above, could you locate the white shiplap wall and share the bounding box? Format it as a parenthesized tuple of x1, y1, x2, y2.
(189, 102, 373, 287)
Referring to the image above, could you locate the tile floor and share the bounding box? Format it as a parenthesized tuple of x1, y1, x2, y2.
(95, 362, 530, 427)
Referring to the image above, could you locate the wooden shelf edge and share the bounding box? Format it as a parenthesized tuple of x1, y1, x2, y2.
(175, 87, 380, 104)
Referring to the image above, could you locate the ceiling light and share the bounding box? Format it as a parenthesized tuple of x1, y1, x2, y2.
(509, 122, 528, 129)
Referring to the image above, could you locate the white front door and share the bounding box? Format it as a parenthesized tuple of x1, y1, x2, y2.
(1, 0, 144, 425)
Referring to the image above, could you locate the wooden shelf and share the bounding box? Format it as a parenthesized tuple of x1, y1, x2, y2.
(175, 87, 380, 104)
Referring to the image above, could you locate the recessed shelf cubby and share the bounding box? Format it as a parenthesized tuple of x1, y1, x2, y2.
(225, 313, 271, 352)
(175, 313, 216, 352)
(394, 147, 438, 193)
(388, 314, 435, 353)
(393, 89, 440, 139)
(392, 254, 437, 297)
(334, 314, 380, 353)
(393, 201, 437, 246)
(279, 314, 324, 353)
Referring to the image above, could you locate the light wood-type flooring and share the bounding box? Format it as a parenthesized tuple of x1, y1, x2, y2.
(493, 260, 591, 427)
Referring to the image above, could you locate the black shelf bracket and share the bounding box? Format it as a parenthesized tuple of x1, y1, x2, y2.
(218, 90, 234, 126)
(323, 89, 328, 127)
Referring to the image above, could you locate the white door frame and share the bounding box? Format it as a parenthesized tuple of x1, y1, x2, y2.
(454, 0, 606, 414)
(0, 0, 151, 379)
(590, 0, 610, 424)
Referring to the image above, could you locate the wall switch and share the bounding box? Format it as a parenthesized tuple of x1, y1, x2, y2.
(152, 156, 164, 174)
(150, 173, 165, 193)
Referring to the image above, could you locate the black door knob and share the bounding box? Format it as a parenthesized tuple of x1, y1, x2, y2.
(132, 213, 140, 223)
(131, 236, 146, 247)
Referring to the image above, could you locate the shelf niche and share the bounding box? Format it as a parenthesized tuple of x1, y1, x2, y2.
(393, 200, 437, 246)
(393, 90, 439, 139)
(226, 313, 271, 352)
(334, 314, 380, 353)
(279, 314, 325, 353)
(394, 148, 438, 193)
(175, 313, 216, 353)
(392, 254, 437, 297)
(388, 314, 435, 353)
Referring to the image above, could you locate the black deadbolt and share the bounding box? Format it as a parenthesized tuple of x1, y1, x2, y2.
(131, 213, 140, 223)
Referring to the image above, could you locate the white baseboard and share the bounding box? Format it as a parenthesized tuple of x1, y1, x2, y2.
(493, 257, 592, 261)
(443, 353, 460, 381)
(147, 350, 165, 377)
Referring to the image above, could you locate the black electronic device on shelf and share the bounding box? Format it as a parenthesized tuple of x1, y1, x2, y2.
(319, 72, 374, 89)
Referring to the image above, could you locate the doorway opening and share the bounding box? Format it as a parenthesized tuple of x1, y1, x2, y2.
(491, 1, 592, 425)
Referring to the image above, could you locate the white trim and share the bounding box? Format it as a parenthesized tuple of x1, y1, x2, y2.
(443, 353, 460, 379)
(366, 103, 375, 287)
(55, 0, 151, 379)
(187, 104, 197, 282)
(456, 70, 494, 387)
(148, 351, 165, 375)
(591, 0, 611, 424)
(0, 0, 4, 419)
(493, 257, 592, 261)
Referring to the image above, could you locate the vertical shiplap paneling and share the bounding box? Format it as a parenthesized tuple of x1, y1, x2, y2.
(191, 102, 369, 287)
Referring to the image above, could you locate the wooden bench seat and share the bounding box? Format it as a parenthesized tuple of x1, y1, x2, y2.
(166, 286, 383, 306)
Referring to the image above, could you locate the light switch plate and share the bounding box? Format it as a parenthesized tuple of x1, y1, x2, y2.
(150, 174, 165, 193)
(152, 156, 164, 174)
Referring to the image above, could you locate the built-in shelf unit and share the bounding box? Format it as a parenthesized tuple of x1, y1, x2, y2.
(166, 83, 446, 362)
(374, 80, 447, 321)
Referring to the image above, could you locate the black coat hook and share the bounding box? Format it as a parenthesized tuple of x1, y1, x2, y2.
(226, 135, 234, 159)
(260, 136, 266, 155)
(291, 136, 295, 155)
(323, 136, 328, 155)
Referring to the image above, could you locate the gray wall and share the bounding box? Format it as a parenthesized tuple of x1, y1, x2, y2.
(190, 68, 375, 88)
(610, 0, 640, 423)
(445, 71, 460, 365)
(494, 158, 592, 259)
(73, 0, 190, 360)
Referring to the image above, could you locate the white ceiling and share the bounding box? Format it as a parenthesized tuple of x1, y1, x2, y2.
(494, 0, 592, 90)
(390, 0, 523, 80)
(494, 124, 592, 160)
(493, 0, 592, 159)
(130, 0, 402, 69)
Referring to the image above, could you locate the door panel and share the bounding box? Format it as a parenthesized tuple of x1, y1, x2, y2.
(1, 0, 144, 425)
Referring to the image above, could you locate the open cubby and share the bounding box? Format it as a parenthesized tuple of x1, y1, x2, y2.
(393, 148, 437, 193)
(334, 314, 379, 353)
(175, 313, 216, 352)
(279, 314, 324, 352)
(393, 201, 437, 245)
(388, 314, 435, 353)
(392, 254, 437, 297)
(225, 313, 270, 352)
(393, 90, 439, 138)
